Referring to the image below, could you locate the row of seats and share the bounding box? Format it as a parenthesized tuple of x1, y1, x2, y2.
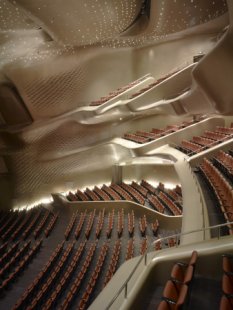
(110, 184, 134, 202)
(125, 238, 134, 260)
(85, 210, 96, 239)
(139, 215, 147, 236)
(128, 211, 135, 237)
(148, 195, 165, 213)
(157, 250, 198, 309)
(95, 209, 105, 239)
(213, 150, 233, 183)
(198, 155, 233, 232)
(0, 242, 19, 269)
(117, 209, 124, 238)
(22, 208, 44, 240)
(44, 212, 59, 238)
(66, 180, 183, 216)
(74, 211, 86, 239)
(103, 240, 121, 287)
(43, 241, 86, 310)
(93, 186, 111, 201)
(0, 241, 31, 280)
(0, 242, 8, 257)
(154, 234, 179, 252)
(131, 181, 148, 197)
(0, 207, 57, 242)
(13, 242, 65, 310)
(158, 192, 182, 216)
(121, 182, 145, 205)
(64, 207, 164, 240)
(106, 209, 114, 238)
(140, 237, 148, 255)
(221, 254, 233, 309)
(0, 211, 35, 240)
(176, 124, 233, 156)
(129, 70, 179, 100)
(77, 243, 109, 310)
(25, 242, 75, 310)
(64, 211, 78, 240)
(60, 242, 97, 310)
(90, 75, 148, 106)
(10, 205, 179, 310)
(34, 210, 53, 239)
(0, 240, 42, 296)
(151, 219, 160, 236)
(123, 119, 199, 144)
(102, 184, 121, 200)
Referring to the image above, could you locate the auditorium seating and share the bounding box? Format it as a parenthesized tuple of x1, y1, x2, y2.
(125, 238, 134, 260)
(157, 251, 198, 309)
(103, 240, 121, 287)
(220, 254, 233, 309)
(64, 211, 78, 240)
(43, 241, 86, 310)
(106, 209, 115, 238)
(123, 119, 199, 144)
(90, 75, 149, 106)
(129, 70, 180, 100)
(175, 125, 233, 156)
(95, 209, 105, 239)
(197, 149, 233, 234)
(77, 243, 108, 310)
(74, 211, 86, 239)
(66, 180, 183, 216)
(60, 242, 97, 310)
(140, 237, 148, 255)
(0, 240, 42, 296)
(2, 194, 181, 310)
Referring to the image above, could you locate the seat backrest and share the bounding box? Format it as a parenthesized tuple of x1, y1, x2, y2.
(189, 251, 198, 266)
(175, 284, 188, 309)
(220, 295, 233, 310)
(157, 300, 173, 310)
(163, 280, 179, 301)
(222, 274, 233, 295)
(171, 264, 184, 283)
(183, 265, 194, 284)
(223, 256, 233, 274)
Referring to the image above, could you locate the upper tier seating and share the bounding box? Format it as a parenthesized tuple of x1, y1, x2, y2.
(176, 125, 233, 156)
(66, 181, 183, 216)
(123, 119, 199, 144)
(129, 69, 179, 99)
(220, 254, 233, 309)
(90, 75, 148, 106)
(196, 149, 233, 234)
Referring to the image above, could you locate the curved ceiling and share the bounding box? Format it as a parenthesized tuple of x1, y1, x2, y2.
(0, 0, 231, 209)
(5, 0, 229, 46)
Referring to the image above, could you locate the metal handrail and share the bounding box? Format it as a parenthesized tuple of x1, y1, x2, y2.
(105, 220, 233, 310)
(153, 221, 233, 246)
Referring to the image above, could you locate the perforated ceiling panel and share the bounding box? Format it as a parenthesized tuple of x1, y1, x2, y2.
(10, 0, 143, 45)
(9, 142, 132, 207)
(6, 55, 88, 118)
(0, 0, 36, 31)
(8, 0, 228, 47)
(0, 0, 230, 210)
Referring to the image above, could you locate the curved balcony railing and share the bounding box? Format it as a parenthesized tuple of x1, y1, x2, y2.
(105, 220, 233, 310)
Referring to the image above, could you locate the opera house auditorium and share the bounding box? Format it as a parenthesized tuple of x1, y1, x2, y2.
(0, 0, 233, 309)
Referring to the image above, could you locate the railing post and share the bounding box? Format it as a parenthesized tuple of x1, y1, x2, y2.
(145, 253, 147, 265)
(218, 226, 220, 239)
(125, 283, 128, 299)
